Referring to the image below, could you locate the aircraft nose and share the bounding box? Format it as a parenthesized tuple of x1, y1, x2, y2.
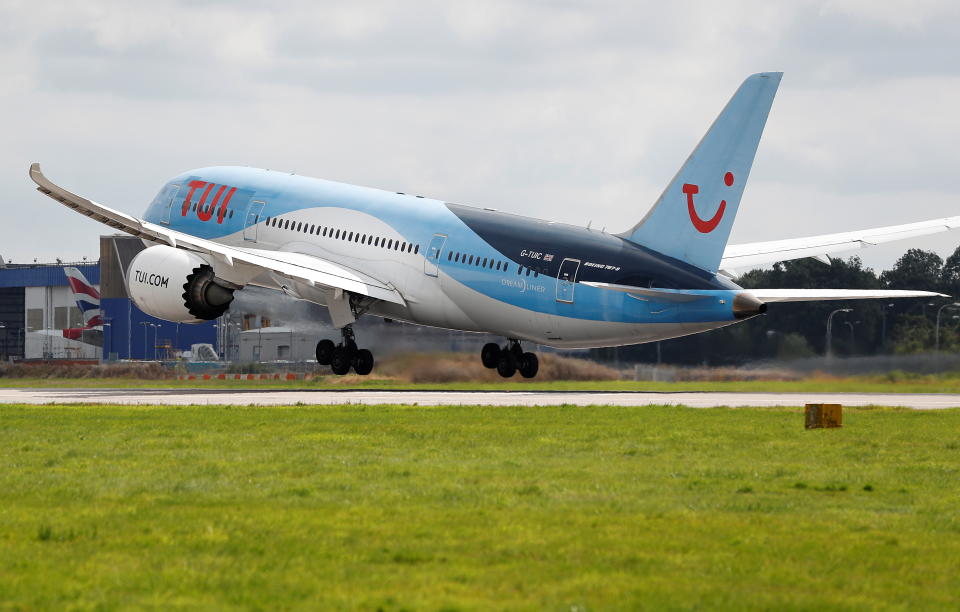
(733, 292, 767, 319)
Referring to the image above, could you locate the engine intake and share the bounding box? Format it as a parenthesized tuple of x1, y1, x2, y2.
(127, 245, 235, 323)
(182, 264, 234, 320)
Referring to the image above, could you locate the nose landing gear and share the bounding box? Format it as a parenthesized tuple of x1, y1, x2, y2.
(481, 340, 539, 378)
(316, 325, 374, 376)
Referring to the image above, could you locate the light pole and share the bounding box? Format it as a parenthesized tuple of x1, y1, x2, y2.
(880, 303, 894, 350)
(825, 308, 852, 359)
(152, 323, 160, 360)
(935, 302, 960, 351)
(230, 322, 240, 362)
(102, 317, 112, 362)
(0, 322, 6, 362)
(139, 321, 150, 360)
(844, 320, 860, 355)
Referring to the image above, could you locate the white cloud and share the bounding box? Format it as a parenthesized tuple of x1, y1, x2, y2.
(0, 0, 959, 271)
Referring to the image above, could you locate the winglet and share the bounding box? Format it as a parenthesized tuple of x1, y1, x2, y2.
(29, 163, 50, 193)
(29, 163, 148, 235)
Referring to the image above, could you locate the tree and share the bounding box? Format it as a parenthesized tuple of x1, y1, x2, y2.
(940, 245, 960, 298)
(890, 315, 933, 354)
(739, 256, 882, 356)
(880, 249, 943, 292)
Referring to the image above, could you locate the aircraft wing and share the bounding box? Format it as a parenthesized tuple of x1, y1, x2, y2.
(29, 163, 406, 306)
(743, 289, 947, 303)
(720, 216, 960, 275)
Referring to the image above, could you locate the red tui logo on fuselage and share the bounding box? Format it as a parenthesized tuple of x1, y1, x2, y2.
(180, 180, 238, 224)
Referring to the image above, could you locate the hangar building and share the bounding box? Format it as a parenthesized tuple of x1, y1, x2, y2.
(0, 236, 217, 360)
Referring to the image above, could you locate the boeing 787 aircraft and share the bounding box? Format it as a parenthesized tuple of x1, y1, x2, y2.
(30, 72, 957, 377)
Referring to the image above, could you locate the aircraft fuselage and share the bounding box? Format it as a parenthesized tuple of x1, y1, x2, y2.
(143, 166, 746, 348)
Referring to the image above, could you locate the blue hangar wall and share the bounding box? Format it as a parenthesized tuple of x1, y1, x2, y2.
(100, 235, 217, 360)
(0, 262, 101, 359)
(101, 298, 218, 360)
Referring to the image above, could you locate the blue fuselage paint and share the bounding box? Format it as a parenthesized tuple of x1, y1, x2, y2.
(142, 166, 750, 348)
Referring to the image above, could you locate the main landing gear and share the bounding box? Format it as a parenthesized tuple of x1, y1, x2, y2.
(315, 325, 374, 376)
(481, 339, 539, 378)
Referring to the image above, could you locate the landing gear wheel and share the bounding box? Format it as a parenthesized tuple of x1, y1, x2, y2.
(481, 343, 501, 369)
(496, 352, 517, 378)
(352, 349, 374, 376)
(330, 347, 352, 375)
(518, 352, 539, 378)
(315, 339, 335, 365)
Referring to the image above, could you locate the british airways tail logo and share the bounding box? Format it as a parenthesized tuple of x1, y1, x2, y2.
(64, 267, 102, 328)
(685, 171, 734, 234)
(180, 180, 238, 224)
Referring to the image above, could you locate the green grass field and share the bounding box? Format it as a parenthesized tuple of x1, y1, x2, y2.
(2, 404, 959, 609)
(5, 374, 960, 393)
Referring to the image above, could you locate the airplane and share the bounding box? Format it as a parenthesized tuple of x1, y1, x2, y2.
(30, 72, 957, 377)
(61, 266, 104, 344)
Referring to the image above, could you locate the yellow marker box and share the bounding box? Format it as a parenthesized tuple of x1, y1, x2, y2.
(805, 404, 843, 429)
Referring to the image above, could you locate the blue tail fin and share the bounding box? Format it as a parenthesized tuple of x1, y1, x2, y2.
(620, 72, 782, 273)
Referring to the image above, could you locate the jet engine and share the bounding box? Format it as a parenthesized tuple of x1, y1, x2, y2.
(126, 245, 235, 323)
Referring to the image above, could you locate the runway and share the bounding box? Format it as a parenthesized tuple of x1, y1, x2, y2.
(1, 388, 960, 409)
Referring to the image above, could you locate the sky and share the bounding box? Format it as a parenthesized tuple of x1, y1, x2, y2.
(2, 0, 959, 274)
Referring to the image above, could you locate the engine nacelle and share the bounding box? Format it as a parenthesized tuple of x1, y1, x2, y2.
(126, 245, 235, 323)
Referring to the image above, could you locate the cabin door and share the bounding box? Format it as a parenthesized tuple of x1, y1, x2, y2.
(423, 233, 447, 277)
(243, 200, 266, 241)
(556, 258, 580, 303)
(159, 184, 182, 224)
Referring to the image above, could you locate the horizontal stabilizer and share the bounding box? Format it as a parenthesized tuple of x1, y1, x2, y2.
(584, 282, 948, 305)
(744, 289, 948, 303)
(581, 282, 713, 302)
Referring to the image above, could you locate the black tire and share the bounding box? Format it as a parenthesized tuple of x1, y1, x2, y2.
(519, 352, 539, 378)
(352, 348, 374, 376)
(315, 339, 335, 365)
(481, 342, 501, 369)
(330, 347, 352, 375)
(496, 352, 517, 378)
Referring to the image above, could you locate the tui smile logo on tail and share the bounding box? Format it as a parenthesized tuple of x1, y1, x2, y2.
(684, 172, 734, 233)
